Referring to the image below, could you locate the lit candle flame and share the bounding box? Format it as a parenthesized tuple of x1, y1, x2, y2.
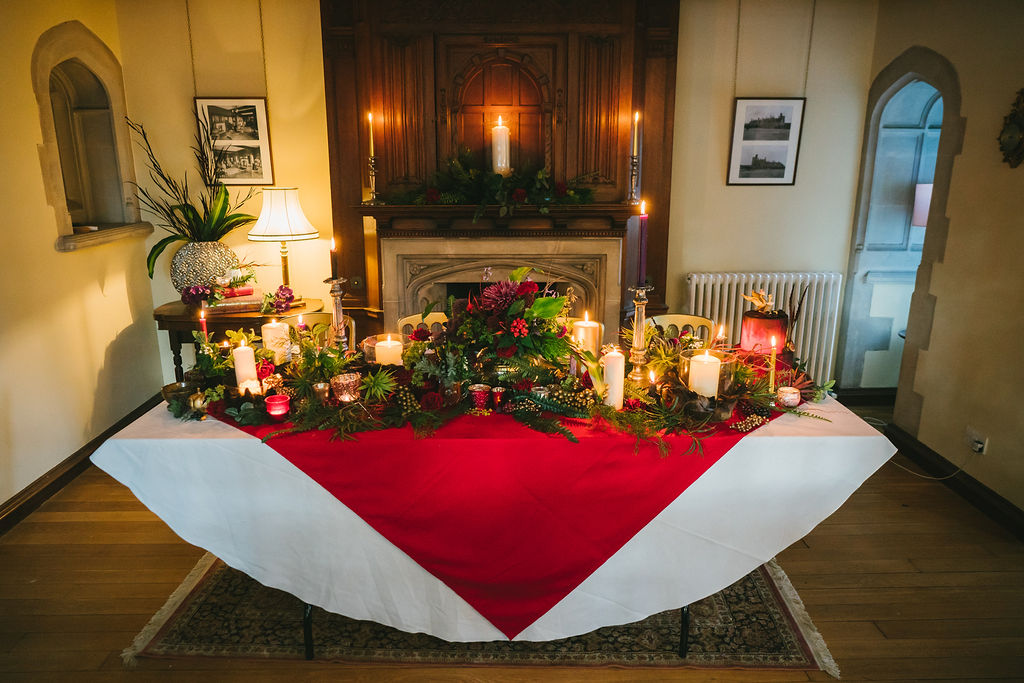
(718, 324, 725, 339)
(331, 237, 336, 252)
(368, 112, 373, 124)
(386, 334, 392, 343)
(634, 111, 639, 125)
(640, 200, 647, 215)
(498, 115, 503, 126)
(239, 339, 246, 347)
(298, 314, 304, 327)
(771, 335, 777, 350)
(703, 349, 710, 359)
(649, 369, 656, 383)
(200, 310, 205, 321)
(584, 310, 590, 323)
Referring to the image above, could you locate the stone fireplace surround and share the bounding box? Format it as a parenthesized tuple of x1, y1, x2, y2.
(379, 236, 622, 343)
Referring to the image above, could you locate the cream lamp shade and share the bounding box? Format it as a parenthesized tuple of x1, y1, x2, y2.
(248, 187, 319, 286)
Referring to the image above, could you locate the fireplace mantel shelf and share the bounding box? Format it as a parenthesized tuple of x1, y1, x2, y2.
(359, 203, 636, 237)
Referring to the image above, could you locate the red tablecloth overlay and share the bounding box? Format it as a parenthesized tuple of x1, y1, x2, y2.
(225, 412, 773, 639)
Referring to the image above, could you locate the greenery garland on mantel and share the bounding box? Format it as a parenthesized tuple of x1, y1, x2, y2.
(169, 267, 832, 457)
(379, 148, 597, 221)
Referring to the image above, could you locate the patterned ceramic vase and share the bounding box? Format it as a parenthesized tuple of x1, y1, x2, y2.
(170, 241, 239, 293)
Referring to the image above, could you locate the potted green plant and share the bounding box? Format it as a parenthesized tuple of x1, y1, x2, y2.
(128, 117, 257, 291)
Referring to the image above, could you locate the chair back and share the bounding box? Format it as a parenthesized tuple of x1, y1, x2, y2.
(398, 311, 448, 336)
(650, 314, 716, 346)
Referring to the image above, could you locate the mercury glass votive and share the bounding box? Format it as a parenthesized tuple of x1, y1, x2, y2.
(312, 382, 331, 403)
(469, 384, 492, 410)
(776, 386, 801, 408)
(330, 373, 361, 402)
(491, 386, 506, 411)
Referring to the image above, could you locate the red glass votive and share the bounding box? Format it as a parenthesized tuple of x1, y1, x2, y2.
(265, 394, 290, 421)
(468, 384, 492, 410)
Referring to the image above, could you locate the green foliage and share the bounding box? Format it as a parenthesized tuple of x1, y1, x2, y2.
(225, 401, 270, 426)
(128, 117, 256, 277)
(510, 408, 579, 443)
(383, 148, 595, 219)
(360, 367, 397, 403)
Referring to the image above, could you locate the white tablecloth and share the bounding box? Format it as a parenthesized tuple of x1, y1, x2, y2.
(91, 397, 894, 641)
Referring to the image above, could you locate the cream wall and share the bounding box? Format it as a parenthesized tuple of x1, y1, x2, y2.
(666, 0, 878, 309)
(116, 0, 334, 381)
(0, 1, 163, 502)
(873, 1, 1024, 508)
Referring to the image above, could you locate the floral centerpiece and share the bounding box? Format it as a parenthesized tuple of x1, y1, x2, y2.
(171, 268, 832, 454)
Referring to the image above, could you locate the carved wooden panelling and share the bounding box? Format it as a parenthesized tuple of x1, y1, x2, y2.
(379, 35, 434, 189)
(371, 0, 622, 25)
(458, 59, 545, 169)
(439, 38, 559, 166)
(573, 35, 623, 193)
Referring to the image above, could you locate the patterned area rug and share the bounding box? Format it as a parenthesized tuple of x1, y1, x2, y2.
(125, 554, 838, 676)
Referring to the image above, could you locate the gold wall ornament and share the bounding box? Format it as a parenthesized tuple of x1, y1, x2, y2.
(998, 88, 1024, 168)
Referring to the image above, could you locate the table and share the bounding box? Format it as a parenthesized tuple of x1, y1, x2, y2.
(91, 397, 895, 643)
(153, 299, 323, 381)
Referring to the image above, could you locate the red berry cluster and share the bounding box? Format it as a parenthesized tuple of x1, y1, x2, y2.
(511, 318, 529, 337)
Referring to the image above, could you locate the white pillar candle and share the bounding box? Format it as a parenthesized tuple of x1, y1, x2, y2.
(375, 334, 403, 365)
(689, 350, 721, 398)
(233, 340, 259, 388)
(492, 116, 511, 176)
(602, 346, 625, 410)
(573, 311, 601, 358)
(367, 112, 375, 157)
(261, 319, 290, 365)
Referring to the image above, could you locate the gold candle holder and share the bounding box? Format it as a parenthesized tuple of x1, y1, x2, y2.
(626, 284, 654, 389)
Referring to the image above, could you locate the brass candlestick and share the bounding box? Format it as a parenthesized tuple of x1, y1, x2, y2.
(324, 275, 349, 350)
(626, 284, 653, 388)
(627, 154, 641, 205)
(363, 155, 384, 205)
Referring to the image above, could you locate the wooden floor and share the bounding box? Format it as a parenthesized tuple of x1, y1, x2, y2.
(2, 445, 1023, 680)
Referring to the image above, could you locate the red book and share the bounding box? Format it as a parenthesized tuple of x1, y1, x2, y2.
(222, 285, 254, 298)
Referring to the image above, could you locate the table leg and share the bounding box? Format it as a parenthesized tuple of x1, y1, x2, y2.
(303, 603, 314, 660)
(169, 332, 185, 383)
(678, 604, 690, 658)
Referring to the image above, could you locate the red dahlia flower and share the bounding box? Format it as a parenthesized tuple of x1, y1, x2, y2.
(516, 280, 539, 296)
(409, 328, 431, 342)
(497, 344, 518, 358)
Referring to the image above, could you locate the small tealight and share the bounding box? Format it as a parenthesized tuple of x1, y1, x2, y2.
(265, 394, 290, 421)
(776, 386, 801, 408)
(313, 382, 331, 403)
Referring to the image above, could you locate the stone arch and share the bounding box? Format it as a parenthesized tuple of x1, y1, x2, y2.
(32, 20, 149, 251)
(848, 46, 963, 435)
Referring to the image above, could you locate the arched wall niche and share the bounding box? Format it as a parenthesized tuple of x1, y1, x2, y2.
(31, 20, 151, 252)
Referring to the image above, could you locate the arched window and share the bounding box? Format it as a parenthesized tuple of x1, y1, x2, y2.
(32, 21, 151, 251)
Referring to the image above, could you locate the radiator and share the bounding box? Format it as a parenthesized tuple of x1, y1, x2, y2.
(685, 272, 843, 382)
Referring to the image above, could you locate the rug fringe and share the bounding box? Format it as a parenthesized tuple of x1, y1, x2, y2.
(766, 559, 841, 679)
(121, 552, 218, 668)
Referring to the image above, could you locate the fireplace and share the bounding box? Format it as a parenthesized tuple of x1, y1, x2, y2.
(379, 235, 622, 343)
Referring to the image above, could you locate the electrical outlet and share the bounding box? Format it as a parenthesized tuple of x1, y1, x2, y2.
(965, 426, 988, 455)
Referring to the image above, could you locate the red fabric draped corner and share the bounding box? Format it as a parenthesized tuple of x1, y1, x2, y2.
(226, 412, 764, 639)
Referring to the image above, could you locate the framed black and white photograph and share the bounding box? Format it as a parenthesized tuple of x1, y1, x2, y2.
(727, 97, 805, 185)
(195, 98, 273, 185)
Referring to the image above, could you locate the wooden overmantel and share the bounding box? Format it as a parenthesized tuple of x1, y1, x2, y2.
(321, 0, 679, 334)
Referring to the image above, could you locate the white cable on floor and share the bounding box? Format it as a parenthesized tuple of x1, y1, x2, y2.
(859, 416, 973, 481)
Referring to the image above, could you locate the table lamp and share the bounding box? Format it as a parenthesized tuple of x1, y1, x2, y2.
(248, 187, 318, 286)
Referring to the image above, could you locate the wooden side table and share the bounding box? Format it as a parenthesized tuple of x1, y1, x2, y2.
(153, 299, 324, 381)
